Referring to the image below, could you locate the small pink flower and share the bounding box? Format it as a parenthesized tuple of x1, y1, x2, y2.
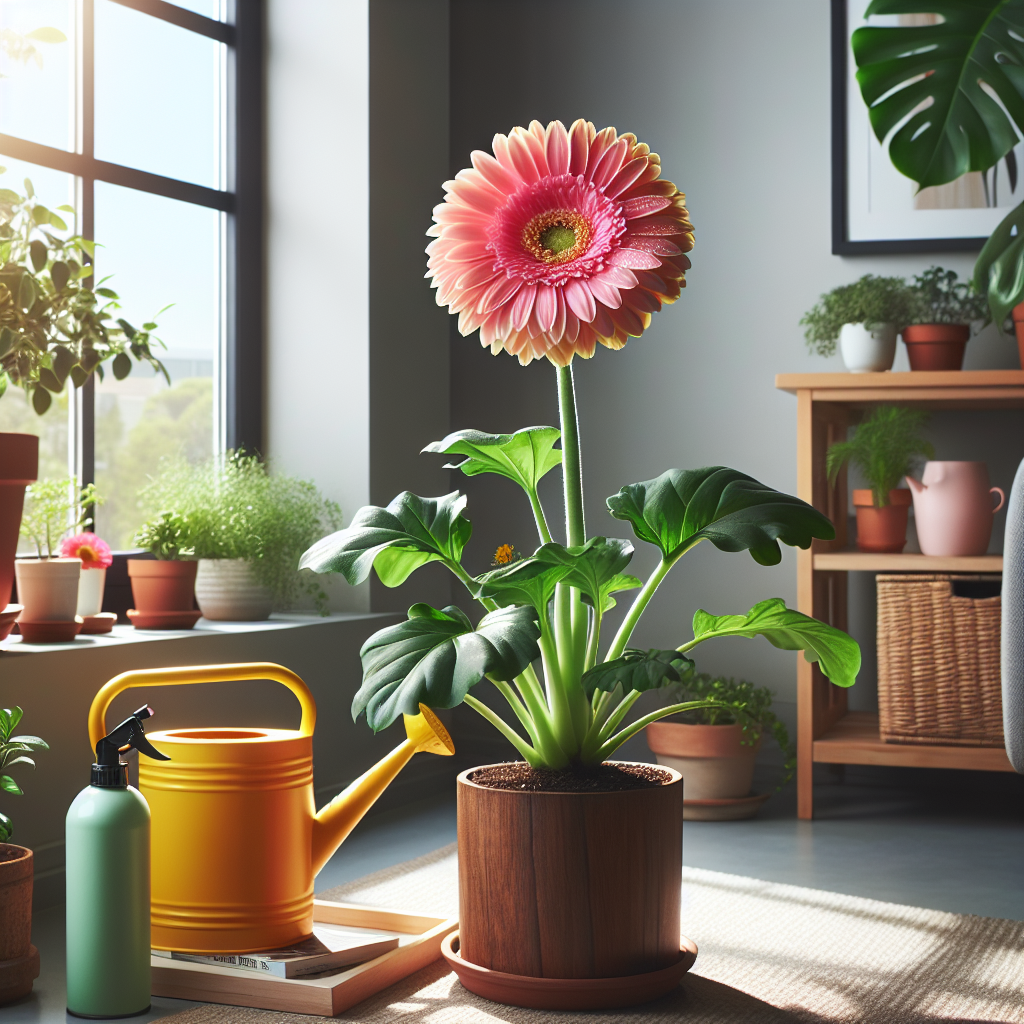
(427, 119, 693, 366)
(60, 532, 113, 569)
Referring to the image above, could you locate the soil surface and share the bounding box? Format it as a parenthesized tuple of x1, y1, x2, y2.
(468, 762, 672, 792)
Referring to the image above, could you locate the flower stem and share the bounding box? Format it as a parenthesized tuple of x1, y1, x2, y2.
(528, 489, 553, 546)
(605, 559, 671, 662)
(557, 364, 585, 547)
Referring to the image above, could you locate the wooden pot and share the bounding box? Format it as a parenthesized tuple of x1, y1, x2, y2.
(0, 433, 38, 615)
(852, 488, 912, 553)
(901, 324, 969, 371)
(0, 844, 38, 1005)
(456, 762, 684, 1005)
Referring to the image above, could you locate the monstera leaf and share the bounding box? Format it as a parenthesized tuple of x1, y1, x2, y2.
(607, 467, 834, 566)
(974, 199, 1024, 322)
(582, 648, 694, 695)
(423, 427, 562, 494)
(354, 603, 541, 731)
(299, 491, 471, 587)
(852, 1, 1024, 189)
(689, 599, 861, 689)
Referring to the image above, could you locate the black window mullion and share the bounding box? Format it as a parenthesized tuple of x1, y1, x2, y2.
(79, 0, 96, 488)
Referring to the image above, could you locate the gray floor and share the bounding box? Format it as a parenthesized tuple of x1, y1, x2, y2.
(9, 763, 1023, 1022)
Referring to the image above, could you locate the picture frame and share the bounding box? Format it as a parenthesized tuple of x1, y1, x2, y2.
(831, 0, 1023, 255)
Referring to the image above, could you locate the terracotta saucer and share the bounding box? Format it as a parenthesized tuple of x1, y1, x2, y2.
(441, 931, 697, 1011)
(0, 943, 40, 1004)
(16, 618, 83, 644)
(0, 604, 22, 643)
(127, 608, 202, 630)
(81, 612, 118, 634)
(683, 792, 770, 821)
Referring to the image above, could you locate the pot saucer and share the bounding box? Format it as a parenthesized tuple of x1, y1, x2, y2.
(0, 605, 22, 642)
(0, 943, 40, 1005)
(683, 791, 770, 821)
(441, 931, 697, 1011)
(16, 618, 83, 644)
(127, 608, 202, 630)
(81, 612, 118, 634)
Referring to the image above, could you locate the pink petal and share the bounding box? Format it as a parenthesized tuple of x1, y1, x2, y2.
(621, 235, 682, 256)
(588, 277, 622, 309)
(568, 119, 592, 176)
(591, 303, 615, 337)
(443, 242, 487, 263)
(471, 150, 522, 195)
(492, 132, 517, 174)
(620, 195, 673, 219)
(445, 178, 504, 213)
(589, 137, 629, 189)
(535, 284, 558, 333)
(605, 157, 650, 199)
(564, 279, 597, 322)
(477, 275, 523, 314)
(545, 120, 570, 175)
(508, 128, 541, 183)
(525, 122, 550, 175)
(596, 265, 639, 290)
(609, 248, 663, 270)
(611, 304, 645, 336)
(585, 127, 618, 182)
(564, 305, 580, 343)
(551, 288, 567, 341)
(457, 262, 500, 289)
(624, 216, 689, 236)
(511, 283, 538, 331)
(440, 222, 489, 242)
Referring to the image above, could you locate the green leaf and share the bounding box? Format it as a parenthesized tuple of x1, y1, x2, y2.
(32, 385, 51, 415)
(354, 603, 541, 731)
(142, 322, 158, 331)
(9, 735, 47, 749)
(0, 707, 23, 738)
(540, 537, 636, 611)
(52, 346, 73, 384)
(29, 239, 47, 273)
(583, 648, 694, 696)
(78, 238, 95, 257)
(0, 188, 21, 203)
(974, 199, 1024, 323)
(852, 1, 1024, 189)
(3, 756, 35, 771)
(31, 205, 50, 226)
(0, 326, 15, 358)
(690, 599, 861, 688)
(476, 556, 573, 613)
(423, 426, 562, 494)
(112, 352, 132, 380)
(38, 367, 63, 393)
(18, 273, 35, 312)
(96, 287, 118, 299)
(0, 811, 11, 843)
(50, 260, 70, 292)
(57, 204, 75, 213)
(48, 212, 67, 231)
(299, 491, 472, 587)
(0, 775, 23, 796)
(607, 467, 835, 566)
(69, 364, 88, 389)
(117, 318, 135, 338)
(24, 178, 34, 199)
(26, 27, 67, 43)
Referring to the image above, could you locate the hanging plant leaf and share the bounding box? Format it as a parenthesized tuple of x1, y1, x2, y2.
(582, 648, 694, 696)
(607, 467, 834, 566)
(354, 603, 541, 731)
(50, 260, 69, 293)
(423, 426, 562, 493)
(690, 599, 861, 688)
(852, 1, 1024, 189)
(299, 490, 472, 587)
(32, 385, 51, 415)
(29, 240, 47, 273)
(974, 199, 1024, 322)
(111, 352, 132, 380)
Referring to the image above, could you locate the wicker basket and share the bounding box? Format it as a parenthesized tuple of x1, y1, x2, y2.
(876, 574, 1003, 746)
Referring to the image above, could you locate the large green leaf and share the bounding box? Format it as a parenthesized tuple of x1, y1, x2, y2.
(689, 599, 861, 688)
(607, 467, 834, 566)
(354, 603, 541, 731)
(583, 648, 694, 696)
(974, 199, 1024, 321)
(852, 1, 1024, 189)
(476, 555, 572, 613)
(299, 491, 471, 587)
(423, 427, 561, 493)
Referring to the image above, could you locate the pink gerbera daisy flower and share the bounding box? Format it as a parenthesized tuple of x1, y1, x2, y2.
(426, 119, 693, 366)
(60, 532, 113, 569)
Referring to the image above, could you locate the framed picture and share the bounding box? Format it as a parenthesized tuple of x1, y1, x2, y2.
(832, 0, 1024, 255)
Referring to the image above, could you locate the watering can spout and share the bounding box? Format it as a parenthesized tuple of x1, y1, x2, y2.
(310, 705, 455, 877)
(906, 475, 926, 494)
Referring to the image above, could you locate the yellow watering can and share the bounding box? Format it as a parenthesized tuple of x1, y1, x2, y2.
(87, 662, 454, 954)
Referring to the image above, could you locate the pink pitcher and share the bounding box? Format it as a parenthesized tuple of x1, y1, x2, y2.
(906, 462, 1005, 557)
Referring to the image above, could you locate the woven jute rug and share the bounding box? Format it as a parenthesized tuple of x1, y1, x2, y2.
(159, 844, 1024, 1024)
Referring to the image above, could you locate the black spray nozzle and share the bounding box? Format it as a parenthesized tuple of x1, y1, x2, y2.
(95, 705, 171, 768)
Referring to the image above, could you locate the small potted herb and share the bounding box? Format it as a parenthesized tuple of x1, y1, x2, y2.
(903, 266, 990, 371)
(0, 705, 48, 1005)
(127, 510, 199, 629)
(801, 275, 915, 373)
(826, 406, 934, 553)
(646, 671, 795, 819)
(15, 478, 100, 641)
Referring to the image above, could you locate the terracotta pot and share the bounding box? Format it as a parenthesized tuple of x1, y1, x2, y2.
(127, 558, 198, 612)
(75, 565, 106, 617)
(194, 558, 272, 621)
(901, 323, 969, 371)
(907, 461, 1006, 557)
(839, 322, 897, 373)
(1012, 302, 1024, 370)
(456, 762, 684, 1009)
(14, 558, 81, 621)
(0, 844, 38, 1005)
(646, 721, 760, 800)
(0, 433, 38, 611)
(852, 488, 912, 553)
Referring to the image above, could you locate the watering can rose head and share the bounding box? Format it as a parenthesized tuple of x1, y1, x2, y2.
(427, 119, 693, 366)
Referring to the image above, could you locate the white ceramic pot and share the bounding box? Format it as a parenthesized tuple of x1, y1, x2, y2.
(194, 558, 272, 621)
(75, 566, 106, 617)
(14, 558, 81, 622)
(839, 322, 897, 373)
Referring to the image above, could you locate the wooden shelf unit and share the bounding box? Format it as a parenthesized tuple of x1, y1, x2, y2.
(776, 371, 1024, 819)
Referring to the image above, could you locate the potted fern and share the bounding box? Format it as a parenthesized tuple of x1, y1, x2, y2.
(903, 267, 990, 371)
(826, 407, 934, 553)
(801, 275, 915, 373)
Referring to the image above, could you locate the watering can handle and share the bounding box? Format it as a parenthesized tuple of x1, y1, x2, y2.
(88, 663, 317, 751)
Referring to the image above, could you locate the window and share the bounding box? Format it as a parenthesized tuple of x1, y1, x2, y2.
(0, 0, 262, 550)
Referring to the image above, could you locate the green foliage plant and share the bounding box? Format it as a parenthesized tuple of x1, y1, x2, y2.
(908, 267, 990, 328)
(659, 670, 796, 788)
(139, 452, 343, 613)
(0, 176, 169, 415)
(800, 275, 915, 356)
(850, 2, 1024, 327)
(19, 477, 102, 558)
(826, 406, 934, 508)
(0, 706, 48, 844)
(133, 510, 193, 560)
(301, 398, 862, 770)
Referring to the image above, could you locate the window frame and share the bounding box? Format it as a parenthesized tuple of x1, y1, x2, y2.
(0, 0, 264, 491)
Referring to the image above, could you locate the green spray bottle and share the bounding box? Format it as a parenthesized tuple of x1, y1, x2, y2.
(66, 705, 170, 1018)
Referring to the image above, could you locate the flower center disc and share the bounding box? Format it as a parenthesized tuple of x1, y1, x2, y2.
(522, 210, 591, 264)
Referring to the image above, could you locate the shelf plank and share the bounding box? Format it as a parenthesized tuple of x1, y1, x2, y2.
(813, 551, 1003, 573)
(813, 712, 1014, 772)
(776, 370, 1024, 392)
